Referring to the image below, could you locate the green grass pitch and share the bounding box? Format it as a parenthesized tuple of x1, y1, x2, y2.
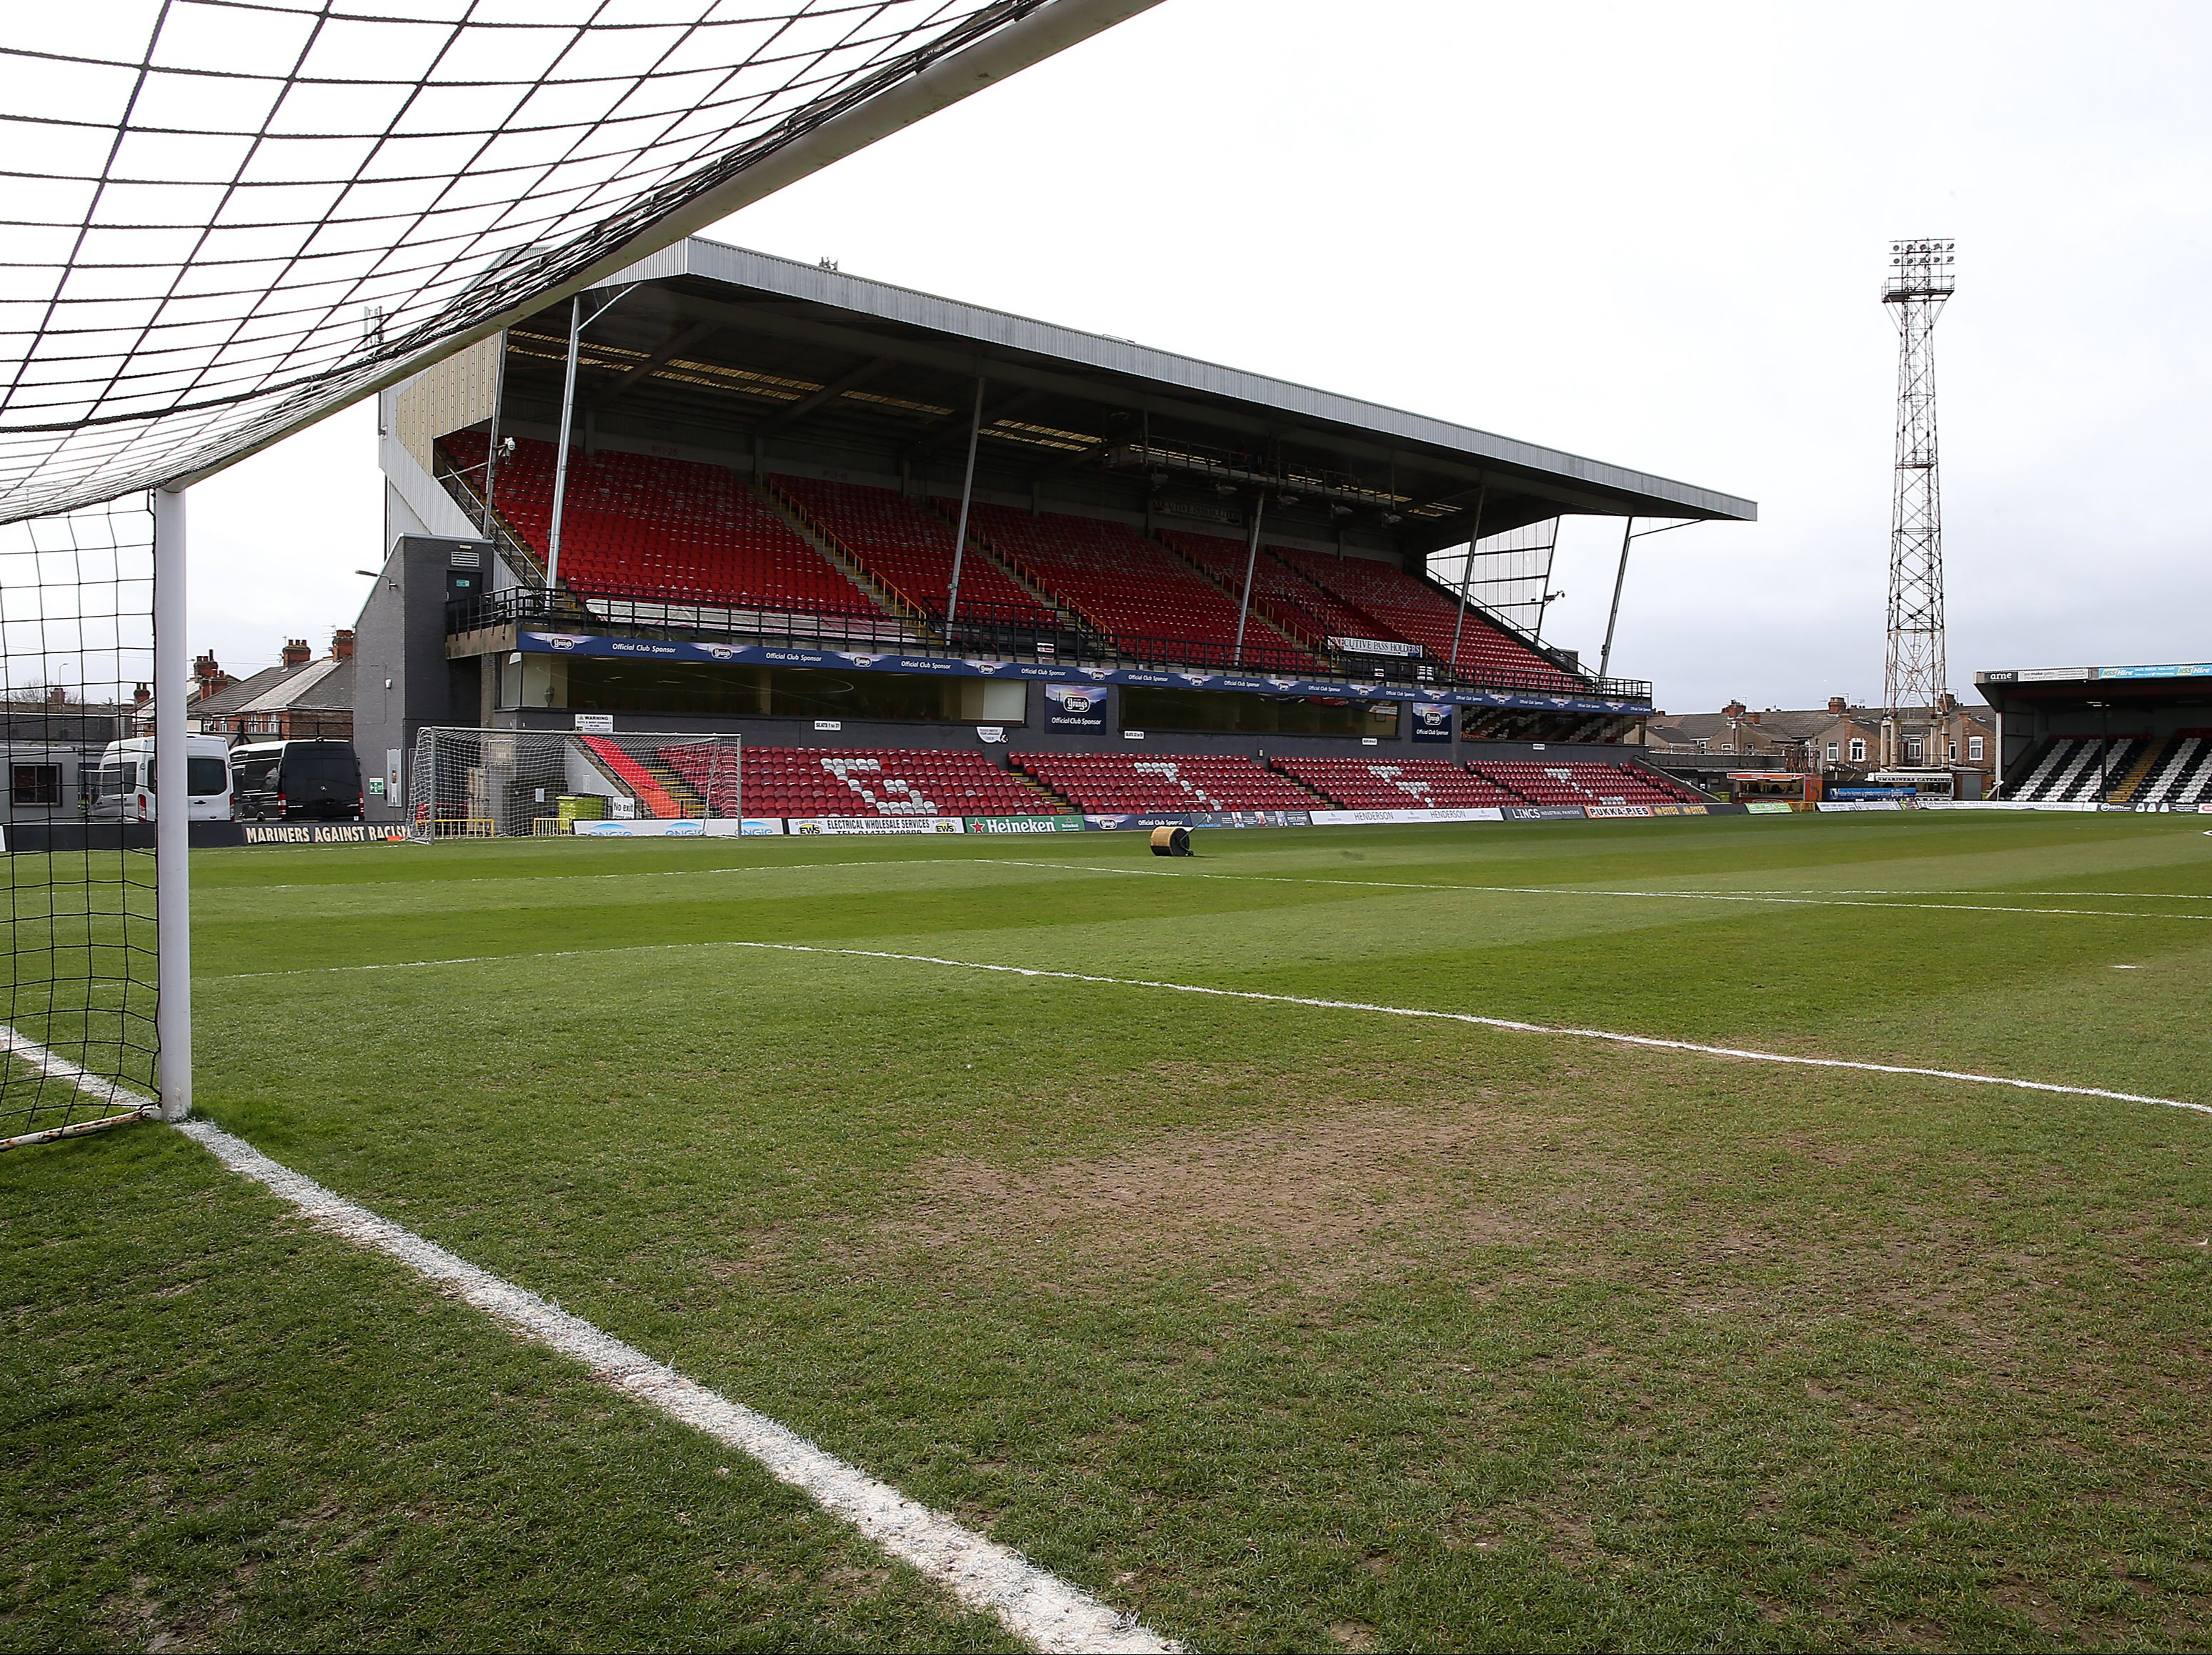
(6, 810, 2211, 1651)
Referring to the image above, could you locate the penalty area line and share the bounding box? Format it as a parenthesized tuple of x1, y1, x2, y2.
(206, 939, 2208, 1118)
(0, 1036, 1173, 1654)
(719, 940, 2212, 1120)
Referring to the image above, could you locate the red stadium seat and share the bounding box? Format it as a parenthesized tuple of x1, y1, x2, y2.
(1010, 752, 1324, 813)
(448, 433, 878, 618)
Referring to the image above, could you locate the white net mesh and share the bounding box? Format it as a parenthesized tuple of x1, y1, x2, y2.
(407, 726, 742, 838)
(0, 0, 1094, 525)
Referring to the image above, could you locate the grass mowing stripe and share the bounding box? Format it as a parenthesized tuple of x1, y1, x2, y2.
(982, 860, 2212, 920)
(1, 1038, 1175, 1653)
(173, 1118, 1178, 1655)
(211, 859, 906, 895)
(209, 938, 2210, 1118)
(1669, 888, 2212, 899)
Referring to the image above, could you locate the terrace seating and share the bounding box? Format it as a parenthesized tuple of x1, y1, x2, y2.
(733, 747, 1068, 820)
(2008, 736, 2141, 802)
(769, 474, 1058, 625)
(2132, 733, 2212, 807)
(1269, 545, 1585, 690)
(959, 502, 1319, 670)
(1469, 760, 1710, 808)
(446, 432, 877, 617)
(1270, 757, 1523, 810)
(1012, 752, 1323, 813)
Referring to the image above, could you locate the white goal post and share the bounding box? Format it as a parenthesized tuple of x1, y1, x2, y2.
(407, 729, 744, 840)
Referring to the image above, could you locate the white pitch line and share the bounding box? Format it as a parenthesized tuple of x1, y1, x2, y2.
(205, 935, 2208, 1115)
(176, 1120, 1176, 1655)
(713, 940, 2212, 1119)
(0, 1033, 1175, 1654)
(978, 860, 2212, 920)
(0, 1023, 153, 1147)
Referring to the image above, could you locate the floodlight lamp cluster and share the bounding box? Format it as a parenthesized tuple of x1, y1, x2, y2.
(1884, 237, 1958, 302)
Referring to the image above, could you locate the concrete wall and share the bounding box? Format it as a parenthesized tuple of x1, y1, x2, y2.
(352, 535, 492, 826)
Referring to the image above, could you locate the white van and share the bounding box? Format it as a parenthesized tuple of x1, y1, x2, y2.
(89, 736, 234, 822)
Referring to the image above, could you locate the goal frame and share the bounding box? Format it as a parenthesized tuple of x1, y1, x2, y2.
(405, 727, 747, 843)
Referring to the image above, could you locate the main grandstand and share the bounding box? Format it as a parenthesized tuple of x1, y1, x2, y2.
(362, 239, 1754, 830)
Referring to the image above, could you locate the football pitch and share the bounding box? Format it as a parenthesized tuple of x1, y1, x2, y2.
(8, 810, 2211, 1651)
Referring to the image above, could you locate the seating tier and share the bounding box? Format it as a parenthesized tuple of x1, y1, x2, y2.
(1470, 760, 1707, 807)
(1270, 545, 1584, 690)
(449, 432, 877, 617)
(959, 503, 1319, 669)
(734, 747, 1065, 819)
(769, 474, 1057, 625)
(1157, 532, 1391, 650)
(1271, 757, 1523, 810)
(1011, 752, 1322, 812)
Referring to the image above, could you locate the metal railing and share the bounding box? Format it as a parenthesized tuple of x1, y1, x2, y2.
(448, 588, 1650, 702)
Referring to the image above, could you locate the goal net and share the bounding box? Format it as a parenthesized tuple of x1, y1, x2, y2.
(0, 500, 158, 1147)
(408, 728, 742, 839)
(0, 1, 1152, 1142)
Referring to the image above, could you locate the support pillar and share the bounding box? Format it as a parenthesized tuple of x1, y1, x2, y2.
(1447, 480, 1488, 671)
(1232, 492, 1267, 667)
(945, 374, 985, 626)
(546, 296, 582, 590)
(1598, 517, 1635, 682)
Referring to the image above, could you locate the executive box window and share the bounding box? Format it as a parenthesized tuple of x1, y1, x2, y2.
(11, 763, 62, 807)
(1119, 686, 1398, 737)
(507, 656, 1025, 725)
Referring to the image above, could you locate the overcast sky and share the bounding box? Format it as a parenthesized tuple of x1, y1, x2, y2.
(186, 0, 2212, 715)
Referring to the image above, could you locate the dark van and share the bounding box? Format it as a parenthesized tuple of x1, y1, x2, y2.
(230, 740, 364, 822)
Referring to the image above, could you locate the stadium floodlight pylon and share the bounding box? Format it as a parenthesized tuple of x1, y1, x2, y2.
(1883, 238, 1956, 720)
(408, 728, 742, 840)
(0, 0, 1160, 1141)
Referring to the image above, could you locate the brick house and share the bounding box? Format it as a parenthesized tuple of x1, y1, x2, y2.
(190, 631, 357, 742)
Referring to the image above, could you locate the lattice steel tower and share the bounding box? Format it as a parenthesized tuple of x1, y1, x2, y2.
(1882, 238, 1956, 715)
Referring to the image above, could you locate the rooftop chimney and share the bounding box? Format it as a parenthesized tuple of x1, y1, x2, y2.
(192, 652, 227, 699)
(133, 683, 150, 708)
(1723, 699, 1747, 720)
(330, 627, 356, 662)
(46, 685, 69, 707)
(282, 637, 312, 668)
(1744, 709, 1763, 724)
(1828, 696, 1848, 715)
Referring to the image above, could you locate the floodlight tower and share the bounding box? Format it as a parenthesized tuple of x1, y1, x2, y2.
(1882, 238, 1956, 732)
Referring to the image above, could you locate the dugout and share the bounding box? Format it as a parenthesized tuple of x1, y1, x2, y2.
(361, 239, 1753, 823)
